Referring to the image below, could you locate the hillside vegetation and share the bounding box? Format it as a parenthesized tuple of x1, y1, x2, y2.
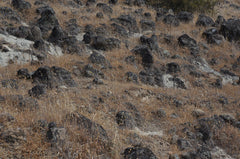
(0, 0, 239, 158)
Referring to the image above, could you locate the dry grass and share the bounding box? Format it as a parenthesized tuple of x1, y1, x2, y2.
(213, 124, 240, 157)
(0, 0, 239, 158)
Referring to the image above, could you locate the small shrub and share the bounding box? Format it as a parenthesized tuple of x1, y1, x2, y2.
(147, 0, 222, 13)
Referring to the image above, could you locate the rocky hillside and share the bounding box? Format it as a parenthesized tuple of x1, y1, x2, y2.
(0, 0, 240, 158)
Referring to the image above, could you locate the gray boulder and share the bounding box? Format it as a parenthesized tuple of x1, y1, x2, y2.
(163, 14, 180, 26)
(202, 28, 224, 45)
(0, 7, 21, 23)
(91, 36, 120, 51)
(220, 19, 240, 42)
(96, 3, 113, 14)
(177, 11, 193, 23)
(116, 111, 135, 128)
(37, 6, 59, 34)
(140, 20, 155, 31)
(32, 66, 76, 89)
(111, 15, 139, 34)
(66, 112, 110, 146)
(111, 23, 128, 37)
(132, 45, 153, 68)
(12, 0, 31, 11)
(28, 84, 47, 98)
(196, 14, 214, 27)
(178, 34, 199, 55)
(123, 147, 157, 159)
(125, 72, 138, 83)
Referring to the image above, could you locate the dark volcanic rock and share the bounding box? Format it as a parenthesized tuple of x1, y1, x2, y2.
(202, 28, 223, 45)
(219, 19, 240, 42)
(166, 62, 181, 74)
(29, 26, 42, 41)
(46, 122, 66, 143)
(109, 0, 118, 4)
(10, 28, 38, 46)
(0, 128, 25, 144)
(169, 77, 187, 89)
(111, 23, 128, 37)
(33, 39, 46, 51)
(36, 5, 55, 14)
(32, 66, 76, 89)
(144, 12, 151, 18)
(140, 20, 155, 31)
(12, 0, 31, 11)
(132, 45, 153, 67)
(180, 151, 197, 159)
(178, 34, 197, 48)
(139, 70, 156, 86)
(65, 19, 81, 36)
(196, 147, 212, 159)
(28, 84, 46, 98)
(112, 15, 139, 34)
(178, 34, 199, 54)
(219, 114, 236, 125)
(46, 122, 56, 140)
(66, 112, 109, 143)
(51, 66, 77, 87)
(197, 115, 225, 142)
(155, 8, 168, 21)
(96, 12, 104, 18)
(212, 79, 223, 89)
(84, 24, 94, 34)
(177, 11, 193, 23)
(48, 26, 66, 46)
(89, 51, 106, 64)
(214, 15, 226, 27)
(125, 0, 145, 6)
(123, 147, 157, 159)
(220, 68, 236, 76)
(32, 66, 55, 88)
(0, 7, 21, 23)
(125, 72, 138, 83)
(95, 25, 109, 36)
(89, 51, 110, 68)
(6, 26, 31, 39)
(196, 14, 214, 27)
(17, 68, 30, 79)
(139, 67, 187, 89)
(140, 35, 160, 53)
(139, 67, 163, 86)
(37, 6, 59, 34)
(116, 111, 135, 128)
(91, 36, 120, 51)
(86, 0, 96, 6)
(163, 14, 180, 26)
(93, 77, 104, 84)
(218, 96, 228, 105)
(96, 3, 113, 14)
(83, 31, 95, 44)
(48, 27, 80, 54)
(73, 0, 82, 5)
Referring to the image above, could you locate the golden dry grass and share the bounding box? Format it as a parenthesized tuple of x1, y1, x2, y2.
(0, 0, 239, 158)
